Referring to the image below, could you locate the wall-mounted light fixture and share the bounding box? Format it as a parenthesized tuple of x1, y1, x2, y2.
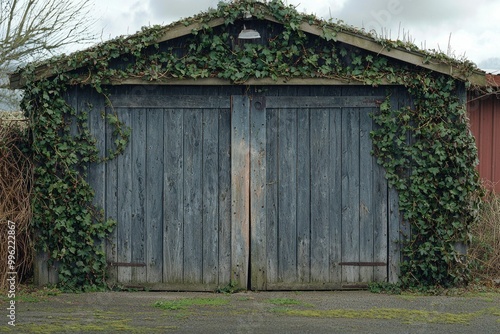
(238, 25, 261, 40)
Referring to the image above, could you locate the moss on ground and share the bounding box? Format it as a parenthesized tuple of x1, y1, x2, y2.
(266, 298, 314, 308)
(153, 297, 230, 310)
(0, 320, 178, 333)
(276, 307, 500, 325)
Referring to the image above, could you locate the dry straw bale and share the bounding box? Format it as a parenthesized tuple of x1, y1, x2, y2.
(0, 111, 33, 290)
(469, 185, 500, 284)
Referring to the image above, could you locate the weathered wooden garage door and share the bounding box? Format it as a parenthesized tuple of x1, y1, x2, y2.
(104, 91, 389, 290)
(238, 95, 389, 290)
(104, 95, 233, 291)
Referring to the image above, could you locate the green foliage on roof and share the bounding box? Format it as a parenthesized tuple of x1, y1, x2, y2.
(11, 0, 482, 88)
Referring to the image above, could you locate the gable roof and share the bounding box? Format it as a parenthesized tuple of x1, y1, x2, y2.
(9, 0, 487, 89)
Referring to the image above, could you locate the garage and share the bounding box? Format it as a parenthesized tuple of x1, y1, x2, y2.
(11, 1, 482, 290)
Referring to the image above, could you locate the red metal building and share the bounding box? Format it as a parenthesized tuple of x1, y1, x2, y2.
(468, 74, 500, 193)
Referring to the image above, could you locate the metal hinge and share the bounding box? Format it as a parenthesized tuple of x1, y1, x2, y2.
(108, 262, 146, 267)
(339, 262, 386, 267)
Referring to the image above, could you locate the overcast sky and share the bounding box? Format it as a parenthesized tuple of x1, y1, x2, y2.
(88, 0, 500, 72)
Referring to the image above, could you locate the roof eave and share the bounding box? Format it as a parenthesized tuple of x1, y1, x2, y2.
(293, 20, 486, 86)
(7, 17, 228, 90)
(8, 11, 487, 89)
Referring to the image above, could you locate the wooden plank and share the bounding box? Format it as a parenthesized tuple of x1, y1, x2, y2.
(123, 282, 221, 292)
(76, 88, 107, 283)
(202, 108, 219, 285)
(278, 107, 298, 283)
(66, 86, 78, 139)
(163, 108, 184, 283)
(373, 122, 389, 282)
(86, 88, 106, 216)
(340, 262, 386, 266)
(108, 262, 146, 267)
(297, 108, 311, 283)
(310, 109, 330, 283)
(33, 252, 50, 286)
(388, 90, 403, 283)
(309, 84, 341, 286)
(145, 109, 163, 283)
(341, 107, 360, 283)
(388, 186, 401, 283)
(107, 77, 370, 86)
(266, 96, 383, 109)
(231, 96, 250, 290)
(265, 282, 343, 291)
(359, 108, 374, 283)
(183, 108, 203, 284)
(131, 108, 147, 283)
(329, 107, 343, 283)
(250, 96, 267, 290)
(105, 106, 119, 284)
(218, 107, 232, 287)
(265, 107, 279, 286)
(47, 261, 59, 285)
(402, 90, 413, 256)
(116, 108, 132, 283)
(109, 95, 383, 109)
(11, 66, 368, 90)
(110, 95, 230, 109)
(156, 18, 225, 44)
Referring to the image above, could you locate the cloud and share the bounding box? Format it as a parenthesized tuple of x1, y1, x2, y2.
(97, 0, 151, 38)
(329, 0, 484, 33)
(148, 0, 220, 23)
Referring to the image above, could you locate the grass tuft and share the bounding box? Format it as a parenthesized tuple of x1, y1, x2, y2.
(266, 298, 303, 306)
(153, 297, 229, 310)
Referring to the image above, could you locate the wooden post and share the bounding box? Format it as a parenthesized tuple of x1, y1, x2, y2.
(231, 96, 250, 289)
(250, 96, 267, 290)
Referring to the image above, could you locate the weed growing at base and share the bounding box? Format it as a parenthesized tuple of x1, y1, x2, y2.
(153, 297, 229, 310)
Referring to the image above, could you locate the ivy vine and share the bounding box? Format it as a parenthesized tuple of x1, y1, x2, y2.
(21, 71, 116, 291)
(371, 74, 481, 288)
(17, 0, 482, 290)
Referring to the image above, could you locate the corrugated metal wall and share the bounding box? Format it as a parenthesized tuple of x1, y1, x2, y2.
(468, 93, 500, 193)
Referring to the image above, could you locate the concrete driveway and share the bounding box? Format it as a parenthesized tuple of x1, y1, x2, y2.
(3, 290, 500, 333)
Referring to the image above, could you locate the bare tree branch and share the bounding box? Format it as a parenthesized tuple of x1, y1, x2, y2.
(1, 0, 97, 110)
